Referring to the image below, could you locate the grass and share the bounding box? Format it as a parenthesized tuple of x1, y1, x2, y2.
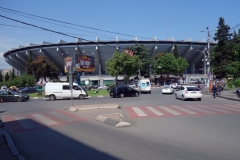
(27, 90, 110, 97)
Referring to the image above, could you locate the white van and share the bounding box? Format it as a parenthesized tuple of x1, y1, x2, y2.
(44, 82, 88, 100)
(137, 79, 151, 94)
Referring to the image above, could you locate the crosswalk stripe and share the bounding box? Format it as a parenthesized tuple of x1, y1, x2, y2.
(132, 107, 148, 116)
(224, 104, 240, 109)
(32, 114, 58, 125)
(171, 106, 198, 114)
(184, 105, 215, 114)
(158, 106, 181, 115)
(197, 105, 231, 113)
(48, 112, 76, 122)
(146, 107, 164, 116)
(14, 116, 36, 129)
(211, 105, 240, 112)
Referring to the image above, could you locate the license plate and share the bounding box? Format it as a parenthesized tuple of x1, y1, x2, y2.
(191, 91, 196, 93)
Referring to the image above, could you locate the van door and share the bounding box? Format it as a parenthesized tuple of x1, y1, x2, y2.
(62, 85, 70, 98)
(73, 85, 82, 98)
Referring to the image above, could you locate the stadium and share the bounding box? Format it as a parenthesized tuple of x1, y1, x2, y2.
(3, 38, 217, 85)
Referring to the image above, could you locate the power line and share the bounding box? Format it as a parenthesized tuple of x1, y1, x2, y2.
(0, 7, 150, 39)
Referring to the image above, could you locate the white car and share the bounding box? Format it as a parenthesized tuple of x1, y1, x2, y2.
(175, 86, 202, 101)
(98, 85, 109, 90)
(162, 85, 174, 94)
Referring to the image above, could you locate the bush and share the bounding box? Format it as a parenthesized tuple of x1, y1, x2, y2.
(234, 78, 240, 88)
(227, 81, 233, 89)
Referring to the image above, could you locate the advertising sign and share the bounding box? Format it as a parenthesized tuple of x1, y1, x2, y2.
(64, 56, 73, 73)
(75, 55, 95, 72)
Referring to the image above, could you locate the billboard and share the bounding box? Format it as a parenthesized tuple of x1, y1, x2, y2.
(75, 55, 95, 72)
(64, 55, 95, 73)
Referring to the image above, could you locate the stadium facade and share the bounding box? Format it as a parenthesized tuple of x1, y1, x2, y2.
(3, 38, 217, 84)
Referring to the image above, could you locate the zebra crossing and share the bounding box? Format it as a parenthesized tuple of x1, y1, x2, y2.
(125, 104, 240, 118)
(2, 110, 86, 133)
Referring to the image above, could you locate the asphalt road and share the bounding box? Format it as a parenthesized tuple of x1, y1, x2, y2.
(1, 88, 240, 160)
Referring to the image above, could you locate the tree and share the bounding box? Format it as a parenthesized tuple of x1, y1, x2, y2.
(212, 17, 234, 78)
(106, 51, 141, 83)
(172, 44, 179, 58)
(154, 53, 177, 76)
(4, 72, 10, 82)
(126, 45, 153, 76)
(25, 51, 34, 75)
(226, 61, 240, 78)
(29, 55, 59, 82)
(0, 71, 3, 82)
(175, 57, 189, 77)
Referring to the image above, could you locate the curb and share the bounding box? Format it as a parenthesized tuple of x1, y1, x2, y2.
(68, 103, 120, 112)
(204, 93, 240, 101)
(94, 114, 131, 127)
(0, 119, 25, 160)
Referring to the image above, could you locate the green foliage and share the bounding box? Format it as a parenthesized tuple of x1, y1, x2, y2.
(4, 72, 10, 81)
(172, 44, 179, 58)
(25, 51, 34, 75)
(212, 17, 234, 78)
(0, 71, 3, 82)
(126, 45, 153, 76)
(106, 51, 140, 80)
(0, 74, 36, 88)
(227, 81, 233, 89)
(234, 78, 240, 87)
(154, 53, 188, 76)
(29, 55, 59, 81)
(226, 61, 240, 78)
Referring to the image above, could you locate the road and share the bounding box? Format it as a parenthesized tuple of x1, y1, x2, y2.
(1, 88, 240, 160)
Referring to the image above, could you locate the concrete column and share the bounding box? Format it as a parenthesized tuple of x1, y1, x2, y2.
(190, 64, 195, 74)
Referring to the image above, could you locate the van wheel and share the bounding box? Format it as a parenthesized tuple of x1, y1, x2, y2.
(120, 93, 124, 98)
(49, 95, 55, 101)
(79, 95, 84, 100)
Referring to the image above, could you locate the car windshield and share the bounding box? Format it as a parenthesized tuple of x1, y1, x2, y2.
(186, 87, 200, 91)
(164, 85, 170, 88)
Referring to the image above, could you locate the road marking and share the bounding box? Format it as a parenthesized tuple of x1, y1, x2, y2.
(48, 112, 76, 122)
(171, 106, 198, 114)
(211, 105, 240, 112)
(197, 105, 231, 113)
(224, 104, 240, 109)
(158, 106, 181, 115)
(146, 107, 164, 116)
(184, 105, 215, 114)
(14, 116, 36, 129)
(132, 107, 147, 116)
(32, 114, 58, 125)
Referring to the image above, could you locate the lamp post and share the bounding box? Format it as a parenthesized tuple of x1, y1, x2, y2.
(200, 27, 218, 92)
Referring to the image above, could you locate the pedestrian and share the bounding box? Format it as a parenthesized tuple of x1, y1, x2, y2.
(212, 84, 217, 98)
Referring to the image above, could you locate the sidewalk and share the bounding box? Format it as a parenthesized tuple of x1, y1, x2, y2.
(203, 89, 240, 101)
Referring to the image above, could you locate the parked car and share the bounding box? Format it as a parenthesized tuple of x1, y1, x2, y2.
(175, 86, 202, 101)
(0, 90, 30, 102)
(109, 86, 140, 98)
(1, 86, 7, 91)
(162, 85, 174, 94)
(98, 85, 109, 90)
(18, 87, 38, 94)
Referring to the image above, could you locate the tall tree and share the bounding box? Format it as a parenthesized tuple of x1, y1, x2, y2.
(154, 53, 177, 76)
(106, 51, 141, 82)
(0, 71, 3, 82)
(175, 57, 189, 77)
(4, 72, 10, 82)
(25, 51, 34, 74)
(212, 17, 233, 78)
(127, 45, 152, 76)
(29, 55, 59, 82)
(172, 44, 179, 58)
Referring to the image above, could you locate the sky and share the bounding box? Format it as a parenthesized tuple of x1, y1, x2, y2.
(0, 0, 240, 69)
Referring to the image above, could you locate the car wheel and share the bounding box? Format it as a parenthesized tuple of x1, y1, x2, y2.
(17, 97, 22, 102)
(182, 95, 185, 101)
(135, 92, 139, 97)
(79, 95, 84, 100)
(49, 95, 55, 101)
(120, 93, 124, 98)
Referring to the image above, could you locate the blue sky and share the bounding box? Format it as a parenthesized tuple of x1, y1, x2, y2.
(0, 0, 240, 69)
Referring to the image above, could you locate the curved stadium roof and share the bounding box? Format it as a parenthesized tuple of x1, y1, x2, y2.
(3, 38, 217, 75)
